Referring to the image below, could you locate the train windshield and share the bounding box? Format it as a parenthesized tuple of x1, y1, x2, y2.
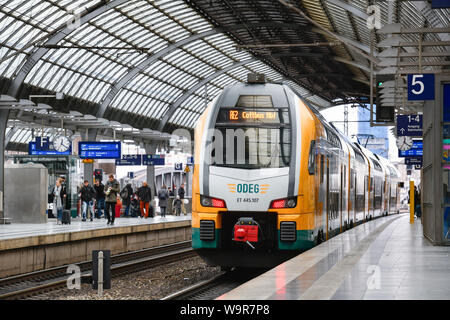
(211, 95, 291, 169)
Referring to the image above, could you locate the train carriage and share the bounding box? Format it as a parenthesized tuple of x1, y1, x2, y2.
(192, 75, 401, 268)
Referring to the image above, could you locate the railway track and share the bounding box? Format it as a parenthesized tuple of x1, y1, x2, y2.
(162, 268, 267, 300)
(0, 241, 195, 300)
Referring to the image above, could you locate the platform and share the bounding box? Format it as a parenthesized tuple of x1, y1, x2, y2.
(0, 215, 191, 242)
(218, 214, 450, 300)
(0, 215, 192, 278)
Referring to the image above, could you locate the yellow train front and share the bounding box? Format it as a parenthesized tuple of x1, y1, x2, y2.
(191, 76, 400, 268)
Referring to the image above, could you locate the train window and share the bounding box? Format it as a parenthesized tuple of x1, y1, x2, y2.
(320, 154, 324, 183)
(370, 177, 374, 192)
(350, 169, 355, 189)
(308, 140, 316, 175)
(373, 159, 382, 172)
(212, 95, 291, 169)
(343, 165, 346, 187)
(236, 95, 273, 108)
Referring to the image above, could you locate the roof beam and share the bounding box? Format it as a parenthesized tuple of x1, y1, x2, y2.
(157, 59, 256, 131)
(94, 22, 319, 133)
(6, 0, 129, 98)
(95, 29, 218, 119)
(325, 0, 368, 20)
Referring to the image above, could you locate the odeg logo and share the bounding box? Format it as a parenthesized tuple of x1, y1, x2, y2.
(228, 184, 269, 194)
(237, 183, 259, 193)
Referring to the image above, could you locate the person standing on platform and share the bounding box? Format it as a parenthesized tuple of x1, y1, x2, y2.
(94, 179, 105, 219)
(59, 176, 68, 210)
(173, 195, 182, 216)
(104, 174, 120, 225)
(120, 183, 133, 217)
(178, 183, 187, 215)
(158, 185, 169, 218)
(53, 179, 64, 224)
(137, 182, 152, 219)
(414, 186, 422, 218)
(80, 180, 95, 222)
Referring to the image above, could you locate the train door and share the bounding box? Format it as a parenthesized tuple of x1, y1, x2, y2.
(387, 183, 391, 214)
(371, 177, 375, 218)
(353, 170, 357, 226)
(340, 164, 343, 232)
(318, 153, 326, 241)
(362, 176, 370, 220)
(326, 156, 330, 240)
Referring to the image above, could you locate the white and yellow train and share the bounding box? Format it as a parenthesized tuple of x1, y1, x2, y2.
(191, 76, 401, 268)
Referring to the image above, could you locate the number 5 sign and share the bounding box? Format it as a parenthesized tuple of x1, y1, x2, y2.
(408, 74, 435, 100)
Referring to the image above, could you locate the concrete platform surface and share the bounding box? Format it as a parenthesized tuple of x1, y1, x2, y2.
(0, 215, 191, 241)
(218, 214, 450, 300)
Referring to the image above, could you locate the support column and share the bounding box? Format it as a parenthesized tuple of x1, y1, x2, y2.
(83, 129, 96, 186)
(0, 110, 8, 219)
(144, 143, 158, 199)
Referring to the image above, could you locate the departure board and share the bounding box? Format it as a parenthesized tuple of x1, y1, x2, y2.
(79, 141, 121, 159)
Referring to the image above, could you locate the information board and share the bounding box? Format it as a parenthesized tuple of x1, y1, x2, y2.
(28, 142, 72, 156)
(79, 141, 121, 159)
(396, 114, 423, 136)
(142, 154, 165, 166)
(405, 157, 422, 167)
(115, 154, 142, 166)
(398, 140, 423, 157)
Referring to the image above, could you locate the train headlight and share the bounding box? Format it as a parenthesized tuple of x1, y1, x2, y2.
(270, 197, 297, 209)
(286, 198, 297, 208)
(200, 195, 227, 208)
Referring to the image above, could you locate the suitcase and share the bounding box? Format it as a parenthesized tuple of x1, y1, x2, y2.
(115, 204, 121, 218)
(62, 210, 71, 225)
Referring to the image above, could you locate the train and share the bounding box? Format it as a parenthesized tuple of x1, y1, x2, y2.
(191, 74, 401, 268)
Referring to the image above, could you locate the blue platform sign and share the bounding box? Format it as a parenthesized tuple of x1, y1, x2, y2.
(432, 0, 450, 8)
(142, 154, 165, 166)
(34, 137, 51, 151)
(174, 163, 183, 171)
(408, 74, 435, 101)
(187, 156, 194, 165)
(115, 154, 142, 166)
(443, 84, 450, 122)
(79, 141, 121, 159)
(28, 142, 71, 155)
(397, 114, 423, 136)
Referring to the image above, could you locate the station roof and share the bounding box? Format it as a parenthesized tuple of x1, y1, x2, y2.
(1, 0, 449, 148)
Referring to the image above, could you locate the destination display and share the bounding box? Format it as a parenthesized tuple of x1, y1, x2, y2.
(216, 108, 284, 124)
(79, 141, 121, 159)
(398, 140, 423, 157)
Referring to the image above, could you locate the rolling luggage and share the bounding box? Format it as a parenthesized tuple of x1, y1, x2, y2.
(62, 210, 71, 225)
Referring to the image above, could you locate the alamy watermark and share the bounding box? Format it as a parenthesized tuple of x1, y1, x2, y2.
(366, 265, 381, 290)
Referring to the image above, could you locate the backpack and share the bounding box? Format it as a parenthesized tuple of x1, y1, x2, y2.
(158, 190, 167, 200)
(120, 187, 129, 199)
